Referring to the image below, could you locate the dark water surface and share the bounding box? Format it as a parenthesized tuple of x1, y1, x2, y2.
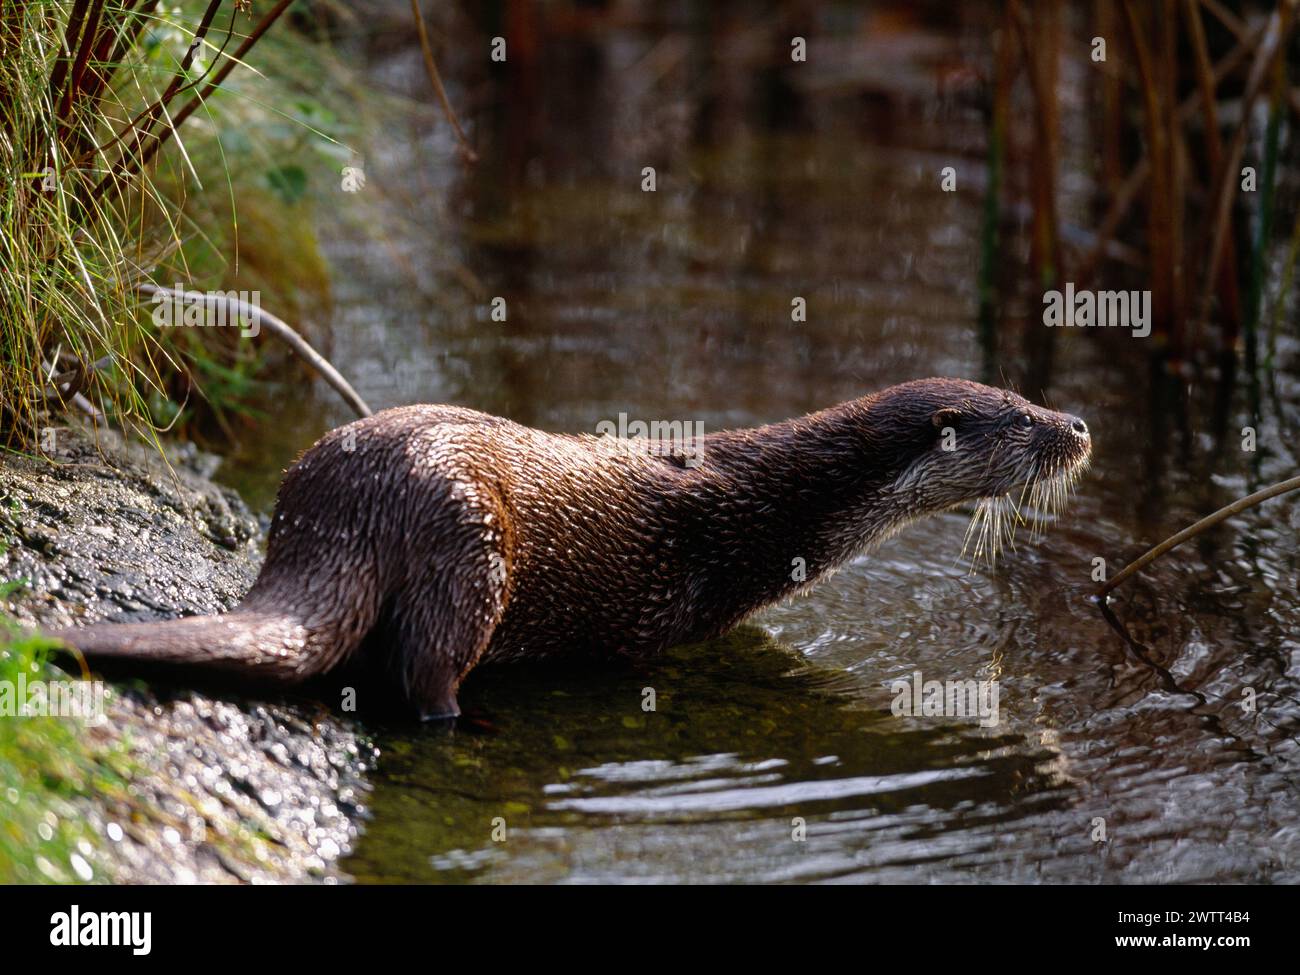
(221, 10, 1299, 883)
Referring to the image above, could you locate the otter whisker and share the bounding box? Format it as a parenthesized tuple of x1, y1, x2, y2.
(1023, 462, 1083, 542)
(965, 452, 1085, 572)
(961, 492, 1021, 570)
(960, 498, 986, 561)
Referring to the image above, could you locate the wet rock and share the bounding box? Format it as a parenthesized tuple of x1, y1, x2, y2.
(0, 423, 374, 884)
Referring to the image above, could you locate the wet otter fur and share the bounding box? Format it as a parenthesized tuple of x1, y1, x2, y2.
(60, 378, 1091, 720)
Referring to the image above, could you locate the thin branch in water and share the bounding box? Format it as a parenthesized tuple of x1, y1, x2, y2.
(1121, 0, 1176, 346)
(1098, 475, 1300, 596)
(1198, 0, 1251, 43)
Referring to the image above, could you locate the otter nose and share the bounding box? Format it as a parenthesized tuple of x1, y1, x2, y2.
(1069, 416, 1089, 438)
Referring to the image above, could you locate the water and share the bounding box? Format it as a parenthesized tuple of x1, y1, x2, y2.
(220, 7, 1300, 883)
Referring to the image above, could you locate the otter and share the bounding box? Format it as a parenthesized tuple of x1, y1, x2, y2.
(59, 378, 1091, 720)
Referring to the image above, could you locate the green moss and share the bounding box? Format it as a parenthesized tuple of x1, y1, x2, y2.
(0, 497, 130, 883)
(0, 604, 133, 884)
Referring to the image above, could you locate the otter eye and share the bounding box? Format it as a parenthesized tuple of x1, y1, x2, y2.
(1018, 413, 1034, 427)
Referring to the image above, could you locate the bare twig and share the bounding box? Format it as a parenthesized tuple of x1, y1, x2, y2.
(58, 0, 105, 122)
(34, 354, 112, 410)
(1198, 0, 1251, 43)
(135, 284, 372, 419)
(1012, 1, 1061, 288)
(48, 0, 92, 106)
(1098, 475, 1300, 595)
(78, 0, 148, 108)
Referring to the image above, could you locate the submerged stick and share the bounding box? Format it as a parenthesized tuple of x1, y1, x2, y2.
(1098, 474, 1300, 595)
(136, 284, 372, 419)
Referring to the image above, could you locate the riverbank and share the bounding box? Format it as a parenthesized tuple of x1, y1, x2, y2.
(0, 424, 373, 883)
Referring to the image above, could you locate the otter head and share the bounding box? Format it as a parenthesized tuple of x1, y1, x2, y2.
(875, 378, 1092, 563)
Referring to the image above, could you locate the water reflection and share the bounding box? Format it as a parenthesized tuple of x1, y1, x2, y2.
(215, 4, 1297, 883)
(345, 629, 1074, 884)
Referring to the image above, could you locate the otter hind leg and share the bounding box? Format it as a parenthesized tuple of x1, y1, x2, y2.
(389, 549, 508, 722)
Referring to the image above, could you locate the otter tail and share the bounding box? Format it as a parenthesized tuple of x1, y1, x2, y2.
(58, 606, 349, 685)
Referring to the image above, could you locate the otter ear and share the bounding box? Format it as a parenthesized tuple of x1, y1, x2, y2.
(931, 407, 962, 430)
